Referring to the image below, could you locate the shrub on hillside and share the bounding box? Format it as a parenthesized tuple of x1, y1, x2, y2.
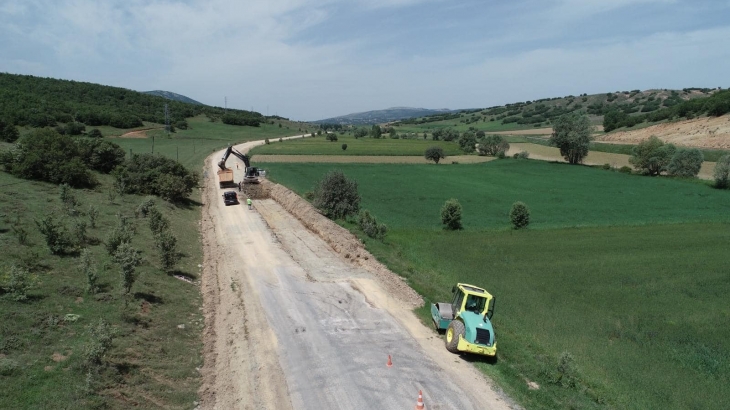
(35, 215, 75, 255)
(87, 128, 103, 138)
(440, 199, 462, 230)
(358, 210, 388, 240)
(713, 154, 730, 188)
(477, 135, 509, 156)
(619, 165, 633, 174)
(425, 146, 445, 164)
(148, 207, 170, 236)
(79, 249, 98, 294)
(1, 129, 97, 187)
(510, 202, 530, 229)
(1, 265, 39, 301)
(326, 133, 338, 142)
(83, 318, 115, 367)
(313, 170, 361, 220)
(113, 153, 198, 202)
(0, 119, 20, 142)
(114, 243, 141, 298)
(514, 151, 530, 159)
(629, 136, 676, 176)
(667, 148, 704, 177)
(76, 138, 126, 173)
(155, 230, 180, 272)
(105, 215, 135, 256)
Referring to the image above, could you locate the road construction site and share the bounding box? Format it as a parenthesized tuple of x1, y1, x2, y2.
(198, 138, 514, 409)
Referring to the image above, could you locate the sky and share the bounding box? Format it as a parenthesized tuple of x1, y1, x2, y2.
(1, 0, 729, 121)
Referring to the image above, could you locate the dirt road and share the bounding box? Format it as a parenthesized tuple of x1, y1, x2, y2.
(199, 138, 514, 409)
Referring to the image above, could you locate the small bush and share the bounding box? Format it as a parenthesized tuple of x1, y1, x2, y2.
(59, 183, 78, 213)
(510, 201, 530, 229)
(497, 150, 506, 159)
(440, 199, 462, 230)
(358, 210, 388, 240)
(157, 174, 193, 203)
(602, 163, 612, 170)
(148, 207, 170, 236)
(87, 205, 99, 228)
(155, 230, 180, 272)
(104, 216, 135, 256)
(114, 243, 141, 298)
(87, 129, 103, 138)
(342, 143, 348, 151)
(83, 318, 115, 367)
(713, 154, 730, 188)
(73, 220, 88, 244)
(79, 249, 98, 294)
(0, 358, 19, 376)
(279, 138, 283, 142)
(619, 165, 633, 174)
(35, 215, 74, 255)
(312, 170, 360, 219)
(265, 138, 270, 144)
(555, 351, 578, 388)
(514, 151, 530, 159)
(135, 197, 156, 218)
(2, 265, 39, 301)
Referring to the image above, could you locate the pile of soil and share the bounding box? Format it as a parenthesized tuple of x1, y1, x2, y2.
(263, 180, 424, 308)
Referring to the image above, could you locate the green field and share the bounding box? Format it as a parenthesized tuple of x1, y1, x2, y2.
(259, 159, 730, 409)
(109, 116, 312, 169)
(249, 133, 463, 156)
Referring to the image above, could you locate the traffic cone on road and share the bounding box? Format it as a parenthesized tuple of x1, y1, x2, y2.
(415, 390, 425, 410)
(387, 355, 393, 368)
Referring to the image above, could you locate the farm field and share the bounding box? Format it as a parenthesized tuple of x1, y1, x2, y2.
(259, 159, 730, 409)
(109, 116, 310, 169)
(249, 133, 463, 156)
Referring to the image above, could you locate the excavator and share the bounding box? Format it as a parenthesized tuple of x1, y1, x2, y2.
(217, 146, 261, 188)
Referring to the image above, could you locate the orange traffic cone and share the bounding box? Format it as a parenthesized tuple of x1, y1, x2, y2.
(415, 390, 425, 410)
(387, 355, 393, 368)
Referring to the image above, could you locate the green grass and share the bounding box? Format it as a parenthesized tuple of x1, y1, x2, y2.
(0, 172, 204, 408)
(260, 160, 730, 230)
(259, 159, 730, 409)
(393, 118, 535, 134)
(109, 115, 311, 169)
(248, 134, 463, 156)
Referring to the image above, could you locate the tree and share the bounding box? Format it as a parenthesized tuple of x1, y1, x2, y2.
(477, 135, 509, 156)
(83, 318, 115, 367)
(388, 128, 397, 138)
(440, 199, 462, 230)
(603, 110, 629, 132)
(79, 248, 98, 294)
(35, 215, 74, 255)
(667, 148, 703, 177)
(425, 146, 445, 164)
(358, 210, 388, 240)
(550, 113, 593, 164)
(326, 133, 338, 142)
(312, 170, 361, 219)
(458, 131, 477, 153)
(629, 136, 676, 176)
(341, 143, 348, 151)
(713, 154, 730, 188)
(510, 202, 530, 229)
(353, 128, 368, 139)
(370, 125, 382, 139)
(0, 119, 19, 142)
(155, 230, 179, 272)
(114, 242, 141, 298)
(1, 265, 38, 301)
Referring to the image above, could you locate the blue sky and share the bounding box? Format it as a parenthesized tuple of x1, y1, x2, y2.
(1, 0, 729, 120)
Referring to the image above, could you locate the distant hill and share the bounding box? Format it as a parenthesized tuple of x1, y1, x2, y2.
(313, 107, 458, 125)
(396, 88, 724, 131)
(0, 73, 263, 129)
(143, 90, 203, 106)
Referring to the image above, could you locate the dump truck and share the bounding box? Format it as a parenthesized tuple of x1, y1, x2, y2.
(431, 283, 496, 357)
(217, 168, 234, 188)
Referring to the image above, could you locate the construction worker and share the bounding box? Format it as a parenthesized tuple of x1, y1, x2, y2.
(247, 198, 252, 210)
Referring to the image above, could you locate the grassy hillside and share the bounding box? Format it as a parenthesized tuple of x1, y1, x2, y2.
(392, 88, 721, 134)
(259, 159, 730, 410)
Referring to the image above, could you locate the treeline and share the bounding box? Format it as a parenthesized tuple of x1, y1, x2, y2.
(603, 90, 730, 132)
(0, 73, 263, 129)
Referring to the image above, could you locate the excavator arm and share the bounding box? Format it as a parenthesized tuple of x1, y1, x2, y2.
(218, 146, 251, 170)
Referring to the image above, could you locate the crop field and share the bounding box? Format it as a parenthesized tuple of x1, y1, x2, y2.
(249, 133, 463, 156)
(260, 158, 730, 409)
(110, 116, 309, 169)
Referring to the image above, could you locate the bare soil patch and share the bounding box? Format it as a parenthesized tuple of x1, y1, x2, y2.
(597, 115, 730, 149)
